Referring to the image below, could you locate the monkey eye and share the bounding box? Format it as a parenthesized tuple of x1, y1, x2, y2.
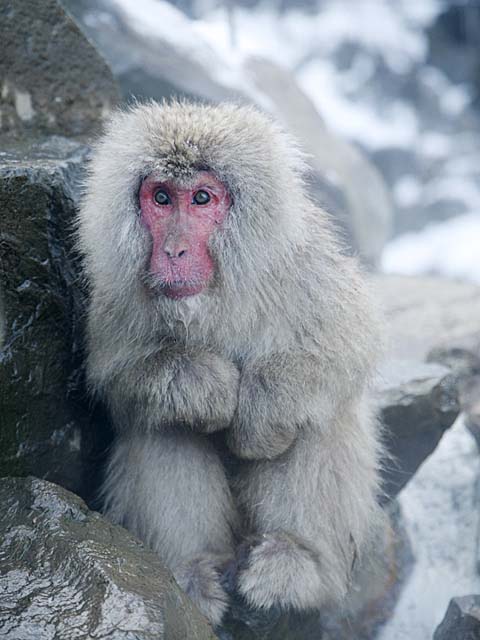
(192, 190, 210, 205)
(154, 189, 171, 205)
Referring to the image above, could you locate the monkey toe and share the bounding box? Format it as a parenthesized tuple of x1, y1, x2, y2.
(237, 532, 326, 611)
(174, 554, 231, 626)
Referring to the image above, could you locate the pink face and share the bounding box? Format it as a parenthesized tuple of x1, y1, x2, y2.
(139, 171, 230, 299)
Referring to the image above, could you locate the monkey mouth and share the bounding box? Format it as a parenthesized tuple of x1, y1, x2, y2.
(161, 281, 207, 299)
(145, 275, 209, 299)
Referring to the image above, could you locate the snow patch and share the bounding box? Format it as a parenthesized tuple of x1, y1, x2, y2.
(382, 212, 480, 284)
(378, 419, 480, 640)
(393, 176, 423, 208)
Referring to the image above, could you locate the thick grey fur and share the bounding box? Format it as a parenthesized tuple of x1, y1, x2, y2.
(77, 101, 385, 626)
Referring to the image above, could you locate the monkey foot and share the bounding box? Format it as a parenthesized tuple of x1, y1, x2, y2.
(237, 532, 325, 611)
(174, 554, 231, 627)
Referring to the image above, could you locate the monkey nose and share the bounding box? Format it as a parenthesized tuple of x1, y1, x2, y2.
(165, 248, 187, 259)
(163, 241, 188, 259)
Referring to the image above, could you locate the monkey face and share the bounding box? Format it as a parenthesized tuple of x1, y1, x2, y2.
(139, 171, 231, 299)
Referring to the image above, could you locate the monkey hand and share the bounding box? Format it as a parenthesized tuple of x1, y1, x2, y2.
(226, 365, 298, 460)
(157, 349, 240, 433)
(107, 348, 240, 433)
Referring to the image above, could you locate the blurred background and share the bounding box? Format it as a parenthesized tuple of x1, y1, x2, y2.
(62, 0, 480, 280)
(2, 2, 480, 639)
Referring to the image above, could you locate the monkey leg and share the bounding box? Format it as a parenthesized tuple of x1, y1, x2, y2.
(234, 401, 383, 613)
(102, 430, 239, 626)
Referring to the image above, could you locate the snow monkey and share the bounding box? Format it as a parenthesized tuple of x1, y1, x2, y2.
(77, 101, 384, 627)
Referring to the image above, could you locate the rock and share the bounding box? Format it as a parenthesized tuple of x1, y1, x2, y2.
(375, 275, 480, 363)
(431, 336, 480, 577)
(0, 477, 405, 640)
(433, 596, 480, 640)
(378, 360, 459, 500)
(0, 476, 216, 639)
(428, 334, 480, 383)
(374, 274, 480, 498)
(465, 382, 480, 451)
(428, 333, 480, 446)
(220, 607, 324, 640)
(0, 0, 119, 139)
(244, 57, 393, 266)
(0, 137, 91, 495)
(377, 274, 480, 442)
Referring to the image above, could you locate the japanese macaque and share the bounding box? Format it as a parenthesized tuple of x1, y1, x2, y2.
(77, 101, 384, 627)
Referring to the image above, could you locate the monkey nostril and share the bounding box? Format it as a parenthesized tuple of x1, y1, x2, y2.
(164, 248, 187, 259)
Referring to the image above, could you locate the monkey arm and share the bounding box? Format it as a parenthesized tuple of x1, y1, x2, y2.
(226, 351, 331, 460)
(227, 352, 360, 460)
(105, 347, 240, 434)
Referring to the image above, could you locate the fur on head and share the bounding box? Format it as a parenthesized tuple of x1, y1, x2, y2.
(78, 101, 312, 310)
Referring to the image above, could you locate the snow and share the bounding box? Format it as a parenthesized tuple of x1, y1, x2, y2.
(418, 132, 451, 159)
(420, 66, 471, 116)
(104, 0, 443, 152)
(382, 213, 480, 284)
(422, 176, 480, 208)
(378, 418, 480, 640)
(107, 0, 249, 91)
(393, 176, 423, 208)
(298, 60, 421, 150)
(193, 0, 439, 70)
(194, 0, 441, 151)
(112, 0, 215, 55)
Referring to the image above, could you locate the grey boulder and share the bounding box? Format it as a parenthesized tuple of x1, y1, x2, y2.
(0, 0, 119, 139)
(0, 137, 90, 495)
(0, 476, 217, 640)
(375, 275, 480, 363)
(378, 360, 459, 500)
(375, 274, 480, 498)
(433, 596, 480, 640)
(428, 333, 480, 447)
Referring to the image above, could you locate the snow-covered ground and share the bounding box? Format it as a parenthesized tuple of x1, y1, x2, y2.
(378, 418, 480, 640)
(382, 212, 480, 284)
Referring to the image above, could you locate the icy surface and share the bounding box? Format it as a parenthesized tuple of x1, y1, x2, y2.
(378, 418, 480, 640)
